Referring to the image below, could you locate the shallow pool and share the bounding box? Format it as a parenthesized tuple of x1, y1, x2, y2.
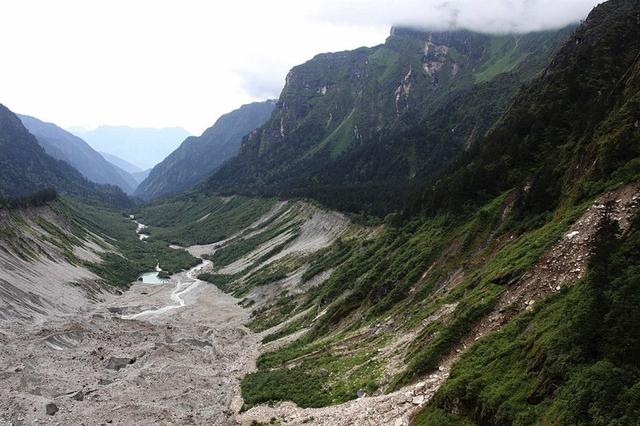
(138, 272, 169, 284)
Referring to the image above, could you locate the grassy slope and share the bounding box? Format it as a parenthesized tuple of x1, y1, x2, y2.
(238, 0, 640, 417)
(134, 192, 277, 246)
(63, 193, 278, 287)
(238, 191, 592, 409)
(414, 215, 640, 425)
(63, 197, 200, 286)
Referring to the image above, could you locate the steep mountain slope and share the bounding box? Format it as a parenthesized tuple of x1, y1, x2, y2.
(205, 26, 574, 214)
(17, 114, 137, 193)
(99, 151, 150, 186)
(73, 126, 191, 170)
(136, 100, 275, 200)
(415, 0, 640, 219)
(0, 202, 113, 322)
(0, 104, 131, 207)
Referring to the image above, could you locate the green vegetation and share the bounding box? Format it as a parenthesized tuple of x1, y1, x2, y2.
(416, 0, 640, 219)
(208, 220, 300, 269)
(0, 188, 58, 209)
(239, 188, 589, 408)
(415, 212, 640, 425)
(301, 239, 351, 282)
(204, 25, 573, 216)
(247, 295, 299, 333)
(242, 333, 383, 408)
(0, 203, 85, 263)
(64, 198, 199, 287)
(135, 193, 276, 245)
(197, 272, 239, 292)
(233, 3, 640, 417)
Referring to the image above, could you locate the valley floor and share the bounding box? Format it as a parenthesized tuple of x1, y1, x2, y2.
(0, 253, 439, 426)
(0, 259, 258, 425)
(2, 180, 638, 425)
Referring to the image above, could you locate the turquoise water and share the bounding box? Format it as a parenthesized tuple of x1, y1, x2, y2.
(139, 272, 168, 284)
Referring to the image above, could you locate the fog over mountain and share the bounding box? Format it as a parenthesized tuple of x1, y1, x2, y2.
(315, 0, 598, 33)
(0, 0, 599, 136)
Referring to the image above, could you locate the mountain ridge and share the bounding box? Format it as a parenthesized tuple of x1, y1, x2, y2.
(203, 25, 576, 214)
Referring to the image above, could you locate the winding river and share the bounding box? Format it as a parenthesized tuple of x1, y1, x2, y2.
(124, 215, 210, 320)
(122, 260, 210, 320)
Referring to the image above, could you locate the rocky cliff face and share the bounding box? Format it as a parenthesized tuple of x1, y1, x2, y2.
(205, 25, 575, 214)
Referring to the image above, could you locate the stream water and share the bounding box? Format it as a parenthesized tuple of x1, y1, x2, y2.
(126, 215, 208, 318)
(138, 271, 167, 284)
(131, 216, 167, 284)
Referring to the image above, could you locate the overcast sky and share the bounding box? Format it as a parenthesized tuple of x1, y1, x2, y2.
(0, 0, 600, 135)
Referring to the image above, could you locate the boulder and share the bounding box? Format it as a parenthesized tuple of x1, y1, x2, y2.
(45, 402, 59, 416)
(106, 357, 135, 371)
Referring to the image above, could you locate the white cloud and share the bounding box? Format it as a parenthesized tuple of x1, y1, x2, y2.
(312, 0, 600, 33)
(0, 0, 599, 134)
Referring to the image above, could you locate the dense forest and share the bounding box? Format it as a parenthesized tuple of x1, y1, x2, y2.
(0, 188, 58, 209)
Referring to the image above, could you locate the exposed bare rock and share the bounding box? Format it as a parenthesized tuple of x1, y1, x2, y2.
(45, 402, 58, 416)
(105, 357, 134, 371)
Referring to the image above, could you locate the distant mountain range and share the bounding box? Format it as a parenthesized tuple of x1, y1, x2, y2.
(71, 126, 191, 170)
(135, 100, 276, 200)
(98, 151, 142, 174)
(18, 114, 138, 194)
(0, 104, 131, 207)
(98, 151, 151, 184)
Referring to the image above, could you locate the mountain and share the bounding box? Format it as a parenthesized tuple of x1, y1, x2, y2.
(72, 126, 191, 170)
(0, 104, 132, 207)
(185, 1, 638, 423)
(204, 25, 575, 214)
(135, 100, 276, 200)
(131, 168, 151, 184)
(414, 0, 640, 218)
(17, 114, 137, 194)
(409, 1, 640, 422)
(1, 1, 639, 424)
(99, 151, 142, 174)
